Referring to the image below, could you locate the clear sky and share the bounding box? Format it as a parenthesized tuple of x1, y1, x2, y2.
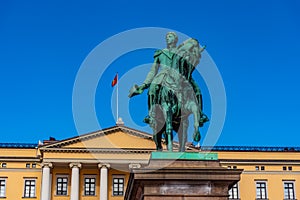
(0, 0, 300, 147)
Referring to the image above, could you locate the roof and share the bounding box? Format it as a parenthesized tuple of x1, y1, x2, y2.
(0, 143, 37, 148)
(201, 146, 300, 152)
(39, 125, 156, 149)
(1, 143, 299, 152)
(0, 125, 299, 152)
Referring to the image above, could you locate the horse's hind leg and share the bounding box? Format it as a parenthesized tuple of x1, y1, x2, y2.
(190, 103, 201, 142)
(178, 118, 189, 152)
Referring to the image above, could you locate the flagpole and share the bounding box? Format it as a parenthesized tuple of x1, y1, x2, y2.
(116, 73, 119, 120)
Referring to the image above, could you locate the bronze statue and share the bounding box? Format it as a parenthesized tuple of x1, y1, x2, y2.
(129, 32, 208, 152)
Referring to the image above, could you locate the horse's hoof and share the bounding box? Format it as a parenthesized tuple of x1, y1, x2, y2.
(200, 114, 209, 124)
(193, 131, 201, 142)
(143, 116, 151, 124)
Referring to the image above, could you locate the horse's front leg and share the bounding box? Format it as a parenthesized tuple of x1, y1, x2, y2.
(152, 123, 164, 151)
(149, 105, 164, 151)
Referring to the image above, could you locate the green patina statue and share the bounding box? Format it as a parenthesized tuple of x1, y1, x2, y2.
(129, 32, 208, 152)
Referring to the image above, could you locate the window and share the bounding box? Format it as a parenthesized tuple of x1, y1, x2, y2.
(233, 166, 237, 169)
(84, 177, 96, 196)
(56, 177, 68, 195)
(284, 182, 296, 199)
(113, 177, 124, 196)
(256, 181, 267, 199)
(23, 179, 36, 198)
(229, 183, 239, 199)
(0, 179, 6, 197)
(255, 166, 265, 171)
(32, 163, 36, 168)
(283, 166, 287, 170)
(26, 163, 30, 168)
(1, 163, 6, 168)
(283, 166, 293, 171)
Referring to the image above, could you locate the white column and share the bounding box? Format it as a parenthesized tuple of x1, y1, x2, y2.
(41, 163, 52, 200)
(69, 163, 81, 200)
(98, 164, 110, 200)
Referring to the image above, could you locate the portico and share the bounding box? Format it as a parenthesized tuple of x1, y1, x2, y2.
(39, 125, 154, 200)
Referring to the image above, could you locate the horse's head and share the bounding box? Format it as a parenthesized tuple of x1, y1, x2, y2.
(176, 38, 201, 66)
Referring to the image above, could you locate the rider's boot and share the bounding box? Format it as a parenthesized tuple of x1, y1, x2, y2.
(196, 94, 209, 126)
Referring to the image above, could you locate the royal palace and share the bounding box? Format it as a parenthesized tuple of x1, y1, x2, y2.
(0, 124, 299, 199)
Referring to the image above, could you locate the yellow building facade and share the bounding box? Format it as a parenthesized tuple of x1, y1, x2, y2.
(0, 125, 299, 199)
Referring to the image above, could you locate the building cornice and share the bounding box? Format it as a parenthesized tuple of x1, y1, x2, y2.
(42, 158, 149, 165)
(242, 171, 300, 175)
(0, 157, 41, 162)
(0, 168, 42, 172)
(39, 147, 155, 154)
(220, 159, 300, 165)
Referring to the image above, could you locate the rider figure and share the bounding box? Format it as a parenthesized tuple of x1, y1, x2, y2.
(133, 32, 178, 121)
(130, 32, 178, 150)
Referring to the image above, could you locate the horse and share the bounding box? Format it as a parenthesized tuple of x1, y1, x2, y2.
(147, 39, 204, 152)
(129, 38, 206, 152)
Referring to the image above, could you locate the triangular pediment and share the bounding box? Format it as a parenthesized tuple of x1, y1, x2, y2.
(40, 126, 157, 150)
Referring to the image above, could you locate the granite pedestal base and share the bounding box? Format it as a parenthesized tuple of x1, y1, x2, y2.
(125, 153, 242, 200)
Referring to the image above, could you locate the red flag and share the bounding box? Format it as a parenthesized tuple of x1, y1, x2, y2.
(111, 73, 118, 87)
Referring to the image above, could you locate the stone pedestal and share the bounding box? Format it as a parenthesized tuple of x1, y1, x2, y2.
(125, 153, 242, 200)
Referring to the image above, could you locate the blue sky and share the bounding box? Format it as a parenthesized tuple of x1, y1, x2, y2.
(0, 0, 300, 147)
